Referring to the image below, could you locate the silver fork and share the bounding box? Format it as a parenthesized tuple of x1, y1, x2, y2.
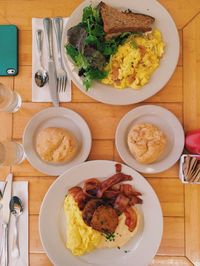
(53, 17, 67, 92)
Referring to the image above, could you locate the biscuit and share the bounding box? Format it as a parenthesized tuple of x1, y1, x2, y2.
(127, 123, 166, 164)
(36, 127, 78, 163)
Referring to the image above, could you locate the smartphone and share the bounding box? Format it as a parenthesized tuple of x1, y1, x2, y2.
(0, 25, 18, 76)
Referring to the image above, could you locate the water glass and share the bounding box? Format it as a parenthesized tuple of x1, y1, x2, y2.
(0, 141, 25, 166)
(0, 83, 22, 113)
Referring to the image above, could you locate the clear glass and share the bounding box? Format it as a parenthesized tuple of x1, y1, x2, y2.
(0, 142, 25, 166)
(0, 83, 22, 113)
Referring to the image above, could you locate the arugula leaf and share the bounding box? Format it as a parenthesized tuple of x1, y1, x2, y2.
(65, 44, 79, 62)
(66, 44, 88, 69)
(83, 68, 108, 91)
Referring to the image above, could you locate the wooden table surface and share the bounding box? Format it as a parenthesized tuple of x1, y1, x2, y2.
(0, 0, 200, 265)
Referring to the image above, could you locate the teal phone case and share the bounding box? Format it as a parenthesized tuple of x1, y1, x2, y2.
(0, 25, 18, 76)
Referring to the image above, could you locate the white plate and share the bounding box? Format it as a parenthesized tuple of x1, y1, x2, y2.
(62, 0, 179, 105)
(23, 107, 91, 176)
(115, 105, 184, 174)
(39, 160, 163, 266)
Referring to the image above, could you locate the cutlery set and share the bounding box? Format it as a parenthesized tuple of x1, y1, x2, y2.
(34, 17, 67, 107)
(0, 174, 23, 266)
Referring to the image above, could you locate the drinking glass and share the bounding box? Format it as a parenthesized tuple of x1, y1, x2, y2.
(0, 141, 25, 166)
(0, 83, 22, 113)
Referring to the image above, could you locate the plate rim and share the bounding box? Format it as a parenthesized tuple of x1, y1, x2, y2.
(22, 107, 92, 176)
(115, 104, 185, 173)
(62, 0, 180, 105)
(39, 159, 163, 266)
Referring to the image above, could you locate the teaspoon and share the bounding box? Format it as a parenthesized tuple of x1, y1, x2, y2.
(9, 196, 23, 259)
(34, 29, 49, 87)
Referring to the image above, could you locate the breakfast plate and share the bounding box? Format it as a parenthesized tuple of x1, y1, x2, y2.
(39, 160, 163, 266)
(23, 107, 91, 176)
(62, 0, 179, 105)
(115, 105, 185, 174)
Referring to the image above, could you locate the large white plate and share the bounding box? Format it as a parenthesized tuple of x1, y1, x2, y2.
(62, 0, 179, 105)
(39, 160, 163, 266)
(115, 105, 184, 174)
(23, 107, 91, 176)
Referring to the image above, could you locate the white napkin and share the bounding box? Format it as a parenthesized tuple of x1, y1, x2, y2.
(32, 18, 71, 102)
(0, 182, 28, 266)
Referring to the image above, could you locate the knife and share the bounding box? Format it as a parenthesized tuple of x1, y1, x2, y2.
(0, 173, 13, 266)
(43, 18, 59, 107)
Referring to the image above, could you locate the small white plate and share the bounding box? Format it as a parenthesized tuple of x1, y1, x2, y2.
(115, 105, 184, 174)
(62, 0, 179, 105)
(23, 107, 92, 176)
(39, 160, 163, 266)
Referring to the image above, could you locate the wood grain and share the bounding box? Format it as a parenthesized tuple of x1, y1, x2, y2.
(185, 185, 200, 266)
(150, 256, 193, 266)
(12, 102, 182, 140)
(147, 178, 184, 217)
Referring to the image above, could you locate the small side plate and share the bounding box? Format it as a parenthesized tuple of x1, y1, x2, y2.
(115, 105, 185, 174)
(23, 107, 92, 176)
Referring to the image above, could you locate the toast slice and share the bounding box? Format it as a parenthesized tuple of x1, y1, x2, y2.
(99, 2, 155, 38)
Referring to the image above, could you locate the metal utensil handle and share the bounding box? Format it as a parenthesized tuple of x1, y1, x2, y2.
(11, 217, 20, 258)
(36, 29, 43, 67)
(0, 223, 8, 266)
(53, 17, 63, 67)
(43, 18, 53, 60)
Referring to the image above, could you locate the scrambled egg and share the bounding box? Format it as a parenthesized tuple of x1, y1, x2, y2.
(102, 29, 165, 89)
(64, 195, 101, 256)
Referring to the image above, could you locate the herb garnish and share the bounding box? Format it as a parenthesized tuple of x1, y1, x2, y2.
(103, 232, 116, 242)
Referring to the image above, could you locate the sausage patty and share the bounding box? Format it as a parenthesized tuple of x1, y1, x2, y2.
(91, 205, 118, 234)
(82, 199, 103, 226)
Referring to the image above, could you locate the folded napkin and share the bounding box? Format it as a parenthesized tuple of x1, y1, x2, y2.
(32, 18, 71, 102)
(0, 182, 28, 266)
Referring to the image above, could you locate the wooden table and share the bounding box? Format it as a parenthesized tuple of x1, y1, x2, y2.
(0, 0, 200, 265)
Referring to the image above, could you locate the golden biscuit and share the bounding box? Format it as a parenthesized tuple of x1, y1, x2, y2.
(36, 127, 78, 163)
(127, 123, 166, 164)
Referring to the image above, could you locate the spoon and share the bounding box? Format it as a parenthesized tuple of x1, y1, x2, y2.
(34, 29, 48, 87)
(9, 196, 23, 259)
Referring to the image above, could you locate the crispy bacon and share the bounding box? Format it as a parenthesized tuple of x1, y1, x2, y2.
(124, 207, 138, 232)
(115, 163, 122, 173)
(129, 195, 143, 206)
(102, 190, 120, 199)
(68, 186, 88, 210)
(114, 194, 130, 213)
(97, 173, 133, 198)
(120, 184, 142, 198)
(83, 178, 101, 197)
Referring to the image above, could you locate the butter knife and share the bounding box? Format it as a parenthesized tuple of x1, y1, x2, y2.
(43, 18, 59, 107)
(0, 173, 13, 266)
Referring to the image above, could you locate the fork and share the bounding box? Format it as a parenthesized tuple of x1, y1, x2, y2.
(53, 17, 67, 92)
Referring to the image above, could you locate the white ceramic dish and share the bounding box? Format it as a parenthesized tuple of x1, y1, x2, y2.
(23, 107, 91, 176)
(62, 0, 179, 105)
(39, 160, 163, 266)
(115, 105, 184, 174)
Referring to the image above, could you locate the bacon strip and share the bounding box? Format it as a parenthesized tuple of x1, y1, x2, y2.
(114, 194, 130, 213)
(124, 206, 138, 232)
(120, 184, 142, 197)
(83, 178, 101, 197)
(68, 186, 88, 210)
(97, 173, 133, 198)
